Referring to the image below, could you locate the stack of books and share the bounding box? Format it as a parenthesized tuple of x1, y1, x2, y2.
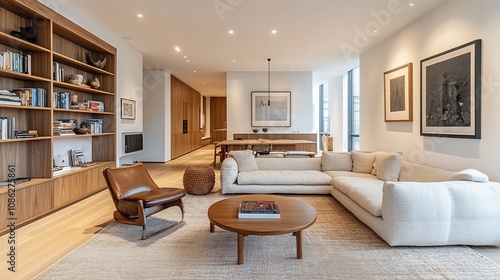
(53, 120, 76, 136)
(0, 90, 21, 106)
(15, 130, 38, 138)
(238, 200, 281, 218)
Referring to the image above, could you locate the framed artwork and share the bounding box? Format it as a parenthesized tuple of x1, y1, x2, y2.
(420, 39, 482, 138)
(121, 98, 136, 120)
(384, 63, 413, 122)
(251, 91, 291, 127)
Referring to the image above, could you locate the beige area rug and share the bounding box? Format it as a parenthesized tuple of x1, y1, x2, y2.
(35, 193, 500, 280)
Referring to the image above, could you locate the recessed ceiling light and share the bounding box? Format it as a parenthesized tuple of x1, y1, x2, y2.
(137, 14, 143, 18)
(232, 60, 236, 62)
(175, 47, 181, 52)
(409, 3, 414, 7)
(204, 82, 206, 84)
(271, 29, 277, 34)
(193, 70, 197, 73)
(186, 60, 190, 62)
(228, 30, 234, 34)
(183, 55, 187, 58)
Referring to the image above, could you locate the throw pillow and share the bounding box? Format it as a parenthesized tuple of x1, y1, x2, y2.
(351, 152, 376, 173)
(371, 151, 402, 175)
(374, 152, 402, 181)
(448, 169, 489, 182)
(229, 150, 258, 172)
(321, 152, 352, 171)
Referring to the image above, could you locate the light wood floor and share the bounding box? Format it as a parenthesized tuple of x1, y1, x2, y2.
(1, 145, 498, 279)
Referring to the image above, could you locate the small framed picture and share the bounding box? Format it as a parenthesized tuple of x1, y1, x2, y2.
(121, 98, 136, 120)
(384, 63, 413, 122)
(251, 91, 291, 127)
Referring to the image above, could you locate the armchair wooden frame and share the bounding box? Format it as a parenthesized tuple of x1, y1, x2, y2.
(102, 163, 187, 239)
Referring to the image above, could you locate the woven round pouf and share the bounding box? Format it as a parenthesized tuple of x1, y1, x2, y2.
(183, 166, 215, 195)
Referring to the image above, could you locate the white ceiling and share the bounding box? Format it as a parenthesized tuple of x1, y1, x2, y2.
(67, 0, 445, 96)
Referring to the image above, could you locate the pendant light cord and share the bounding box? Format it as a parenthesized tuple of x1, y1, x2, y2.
(268, 58, 271, 106)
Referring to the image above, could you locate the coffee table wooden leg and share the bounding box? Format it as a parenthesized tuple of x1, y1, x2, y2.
(296, 231, 302, 259)
(237, 233, 244, 265)
(210, 222, 214, 233)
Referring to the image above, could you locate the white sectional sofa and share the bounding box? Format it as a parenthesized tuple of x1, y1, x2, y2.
(220, 150, 500, 246)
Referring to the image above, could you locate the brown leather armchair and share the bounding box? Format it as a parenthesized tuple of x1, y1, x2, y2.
(102, 163, 186, 239)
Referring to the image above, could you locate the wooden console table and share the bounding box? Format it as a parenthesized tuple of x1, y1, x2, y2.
(218, 139, 316, 160)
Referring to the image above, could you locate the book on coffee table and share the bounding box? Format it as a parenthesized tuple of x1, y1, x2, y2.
(238, 200, 280, 218)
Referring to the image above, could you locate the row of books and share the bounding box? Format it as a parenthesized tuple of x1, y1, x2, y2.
(53, 62, 65, 82)
(54, 92, 73, 109)
(10, 88, 48, 107)
(0, 117, 15, 139)
(238, 201, 281, 218)
(0, 51, 32, 75)
(82, 118, 103, 134)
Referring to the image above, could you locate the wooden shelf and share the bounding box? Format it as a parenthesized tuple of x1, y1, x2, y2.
(0, 68, 51, 82)
(0, 0, 116, 233)
(53, 52, 114, 76)
(53, 81, 114, 95)
(0, 31, 51, 52)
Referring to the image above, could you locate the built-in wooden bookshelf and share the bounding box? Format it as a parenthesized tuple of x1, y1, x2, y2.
(0, 0, 116, 233)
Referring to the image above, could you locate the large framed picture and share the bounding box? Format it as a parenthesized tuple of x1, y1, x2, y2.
(121, 98, 136, 120)
(384, 63, 413, 122)
(251, 91, 291, 127)
(420, 39, 482, 138)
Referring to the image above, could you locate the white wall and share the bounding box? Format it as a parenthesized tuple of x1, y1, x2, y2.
(40, 1, 144, 166)
(140, 70, 171, 162)
(226, 71, 313, 139)
(360, 0, 500, 180)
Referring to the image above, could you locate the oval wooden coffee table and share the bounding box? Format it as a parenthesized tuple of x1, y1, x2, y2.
(208, 195, 317, 264)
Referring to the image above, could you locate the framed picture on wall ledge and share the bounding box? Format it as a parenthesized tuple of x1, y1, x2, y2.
(251, 91, 291, 127)
(384, 62, 413, 122)
(121, 98, 136, 120)
(420, 39, 482, 139)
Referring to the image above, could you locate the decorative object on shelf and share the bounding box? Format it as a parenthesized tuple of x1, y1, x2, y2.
(10, 25, 37, 43)
(252, 129, 258, 133)
(262, 128, 268, 132)
(74, 127, 90, 134)
(420, 39, 482, 139)
(384, 63, 413, 122)
(69, 74, 84, 85)
(121, 98, 136, 120)
(90, 77, 101, 89)
(251, 91, 291, 127)
(71, 93, 78, 105)
(85, 53, 107, 69)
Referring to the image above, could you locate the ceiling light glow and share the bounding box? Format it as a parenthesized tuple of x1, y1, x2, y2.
(137, 14, 143, 18)
(271, 29, 277, 34)
(175, 47, 181, 52)
(228, 30, 234, 34)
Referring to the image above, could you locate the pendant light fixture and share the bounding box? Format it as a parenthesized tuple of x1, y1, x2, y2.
(267, 58, 271, 106)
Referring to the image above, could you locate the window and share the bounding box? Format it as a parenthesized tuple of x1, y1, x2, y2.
(348, 67, 360, 151)
(318, 83, 330, 150)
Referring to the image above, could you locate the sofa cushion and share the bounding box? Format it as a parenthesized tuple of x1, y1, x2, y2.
(237, 170, 332, 185)
(399, 161, 454, 182)
(331, 176, 384, 217)
(376, 153, 401, 181)
(371, 152, 401, 181)
(448, 169, 489, 182)
(321, 152, 352, 171)
(351, 152, 376, 173)
(323, 170, 377, 179)
(256, 157, 321, 171)
(229, 150, 258, 172)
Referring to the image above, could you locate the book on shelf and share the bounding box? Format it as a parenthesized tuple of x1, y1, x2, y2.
(70, 147, 86, 167)
(81, 118, 103, 134)
(0, 177, 31, 186)
(11, 88, 47, 107)
(0, 51, 31, 75)
(53, 119, 76, 136)
(0, 116, 15, 139)
(15, 130, 38, 138)
(238, 201, 281, 218)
